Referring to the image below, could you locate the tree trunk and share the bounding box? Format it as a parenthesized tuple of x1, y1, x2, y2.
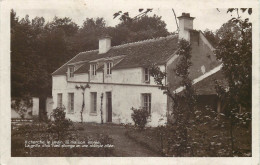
(39, 96, 47, 122)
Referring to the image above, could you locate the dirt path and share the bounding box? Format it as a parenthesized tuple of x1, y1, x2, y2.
(81, 123, 160, 157)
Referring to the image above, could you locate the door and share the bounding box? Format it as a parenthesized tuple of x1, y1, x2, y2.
(106, 92, 112, 122)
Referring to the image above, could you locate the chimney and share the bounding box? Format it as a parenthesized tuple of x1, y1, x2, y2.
(99, 36, 111, 54)
(177, 13, 195, 41)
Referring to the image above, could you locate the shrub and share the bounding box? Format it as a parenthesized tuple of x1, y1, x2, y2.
(48, 106, 73, 140)
(131, 107, 149, 130)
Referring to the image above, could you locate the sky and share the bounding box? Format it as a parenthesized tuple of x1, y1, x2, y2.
(12, 1, 252, 33)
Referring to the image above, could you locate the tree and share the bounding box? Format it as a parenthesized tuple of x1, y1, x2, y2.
(203, 29, 219, 47)
(72, 17, 107, 53)
(111, 14, 170, 45)
(11, 10, 49, 98)
(214, 8, 252, 154)
(11, 10, 79, 121)
(150, 39, 195, 156)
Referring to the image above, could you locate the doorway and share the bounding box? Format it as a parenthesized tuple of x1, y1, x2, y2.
(106, 92, 112, 122)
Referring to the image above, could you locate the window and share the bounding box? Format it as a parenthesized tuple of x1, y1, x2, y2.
(57, 93, 62, 107)
(144, 68, 150, 82)
(91, 64, 97, 76)
(69, 66, 74, 78)
(106, 62, 112, 75)
(142, 93, 151, 115)
(90, 92, 97, 113)
(68, 93, 74, 113)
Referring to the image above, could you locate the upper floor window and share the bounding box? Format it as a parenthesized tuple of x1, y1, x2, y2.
(69, 66, 74, 78)
(142, 93, 151, 115)
(68, 93, 74, 113)
(57, 93, 62, 107)
(91, 64, 97, 76)
(106, 62, 112, 75)
(144, 68, 150, 82)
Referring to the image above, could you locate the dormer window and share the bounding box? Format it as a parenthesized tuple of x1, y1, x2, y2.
(91, 64, 97, 76)
(106, 62, 112, 75)
(144, 68, 150, 82)
(69, 66, 74, 78)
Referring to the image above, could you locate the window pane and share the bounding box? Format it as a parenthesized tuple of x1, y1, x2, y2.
(91, 92, 97, 113)
(142, 94, 151, 114)
(57, 93, 62, 107)
(69, 67, 74, 77)
(144, 68, 149, 81)
(68, 93, 74, 112)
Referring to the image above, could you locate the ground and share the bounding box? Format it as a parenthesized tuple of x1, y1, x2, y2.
(11, 121, 160, 157)
(74, 123, 160, 157)
(11, 120, 251, 157)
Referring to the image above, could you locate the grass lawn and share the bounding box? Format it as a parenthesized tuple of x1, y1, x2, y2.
(11, 122, 160, 157)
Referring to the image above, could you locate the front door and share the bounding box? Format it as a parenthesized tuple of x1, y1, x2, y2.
(106, 92, 112, 122)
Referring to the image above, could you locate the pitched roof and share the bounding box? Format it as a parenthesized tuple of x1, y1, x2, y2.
(52, 35, 179, 76)
(175, 65, 228, 95)
(193, 68, 228, 95)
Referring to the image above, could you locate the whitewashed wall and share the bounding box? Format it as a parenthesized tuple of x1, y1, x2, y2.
(53, 74, 167, 126)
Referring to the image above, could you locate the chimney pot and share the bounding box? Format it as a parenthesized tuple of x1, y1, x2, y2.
(177, 13, 195, 41)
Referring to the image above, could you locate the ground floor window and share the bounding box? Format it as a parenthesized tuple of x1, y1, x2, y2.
(142, 93, 151, 115)
(90, 92, 97, 113)
(57, 93, 62, 107)
(68, 93, 74, 113)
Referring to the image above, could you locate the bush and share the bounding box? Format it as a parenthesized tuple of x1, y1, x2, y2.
(131, 107, 149, 130)
(48, 106, 73, 140)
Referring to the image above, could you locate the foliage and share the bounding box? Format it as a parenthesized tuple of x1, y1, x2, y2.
(111, 14, 170, 45)
(75, 84, 91, 123)
(128, 107, 251, 157)
(100, 93, 104, 124)
(11, 10, 49, 98)
(131, 107, 150, 130)
(169, 39, 196, 156)
(113, 8, 153, 23)
(11, 9, 170, 101)
(203, 29, 219, 47)
(48, 106, 73, 140)
(11, 96, 33, 119)
(214, 8, 252, 153)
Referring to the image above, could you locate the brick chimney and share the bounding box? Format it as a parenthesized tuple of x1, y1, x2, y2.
(177, 13, 195, 41)
(99, 36, 111, 54)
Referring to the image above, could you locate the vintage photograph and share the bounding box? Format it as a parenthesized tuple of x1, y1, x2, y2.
(9, 4, 252, 158)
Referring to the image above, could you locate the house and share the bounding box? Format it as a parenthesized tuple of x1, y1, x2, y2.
(52, 13, 222, 126)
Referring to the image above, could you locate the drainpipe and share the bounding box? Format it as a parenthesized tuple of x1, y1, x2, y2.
(88, 69, 90, 83)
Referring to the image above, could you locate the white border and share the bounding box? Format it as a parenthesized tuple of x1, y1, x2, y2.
(0, 0, 259, 165)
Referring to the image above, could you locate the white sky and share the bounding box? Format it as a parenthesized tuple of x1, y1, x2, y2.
(12, 1, 252, 32)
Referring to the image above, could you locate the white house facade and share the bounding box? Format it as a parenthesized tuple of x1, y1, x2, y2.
(52, 13, 219, 126)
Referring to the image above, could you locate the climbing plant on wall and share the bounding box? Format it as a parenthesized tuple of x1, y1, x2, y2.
(75, 84, 91, 123)
(149, 39, 196, 156)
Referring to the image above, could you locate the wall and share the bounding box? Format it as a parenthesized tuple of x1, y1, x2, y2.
(73, 73, 88, 82)
(166, 31, 221, 115)
(52, 75, 167, 126)
(104, 66, 165, 85)
(32, 97, 39, 116)
(46, 97, 54, 118)
(11, 97, 39, 119)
